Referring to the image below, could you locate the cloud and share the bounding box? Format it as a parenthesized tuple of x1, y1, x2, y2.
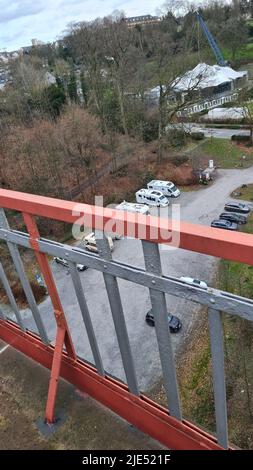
(0, 0, 163, 50)
(0, 1, 45, 24)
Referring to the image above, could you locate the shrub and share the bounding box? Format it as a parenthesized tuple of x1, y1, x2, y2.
(170, 155, 189, 167)
(191, 131, 205, 140)
(167, 129, 187, 148)
(138, 169, 155, 186)
(142, 116, 159, 142)
(231, 134, 251, 142)
(105, 193, 117, 205)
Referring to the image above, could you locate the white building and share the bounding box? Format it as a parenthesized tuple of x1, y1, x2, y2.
(173, 63, 248, 102)
(146, 63, 248, 114)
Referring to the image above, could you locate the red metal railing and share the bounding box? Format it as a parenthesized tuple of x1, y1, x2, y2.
(1, 188, 250, 450)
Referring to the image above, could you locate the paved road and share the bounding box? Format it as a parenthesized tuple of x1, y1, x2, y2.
(3, 167, 253, 392)
(192, 125, 250, 139)
(168, 122, 251, 139)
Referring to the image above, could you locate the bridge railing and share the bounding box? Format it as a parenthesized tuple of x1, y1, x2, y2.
(1, 188, 252, 449)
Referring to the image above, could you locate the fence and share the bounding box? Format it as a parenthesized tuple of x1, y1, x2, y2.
(1, 188, 253, 449)
(177, 93, 239, 117)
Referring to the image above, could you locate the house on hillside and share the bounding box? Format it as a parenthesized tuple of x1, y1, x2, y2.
(172, 63, 248, 104)
(123, 15, 161, 28)
(171, 63, 248, 117)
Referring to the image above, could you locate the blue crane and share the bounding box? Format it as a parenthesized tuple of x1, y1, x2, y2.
(196, 11, 227, 67)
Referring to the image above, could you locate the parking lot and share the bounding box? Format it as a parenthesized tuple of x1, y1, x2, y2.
(3, 166, 253, 392)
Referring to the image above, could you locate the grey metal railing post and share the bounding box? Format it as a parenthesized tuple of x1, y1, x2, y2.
(0, 209, 49, 344)
(0, 262, 25, 330)
(68, 261, 105, 376)
(96, 234, 139, 395)
(208, 308, 228, 448)
(142, 240, 182, 420)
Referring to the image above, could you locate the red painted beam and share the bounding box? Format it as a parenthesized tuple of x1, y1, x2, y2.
(0, 319, 232, 450)
(1, 188, 253, 265)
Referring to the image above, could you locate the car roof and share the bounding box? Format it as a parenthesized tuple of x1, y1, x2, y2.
(226, 202, 244, 207)
(149, 180, 174, 187)
(137, 188, 164, 196)
(213, 219, 229, 224)
(84, 232, 95, 240)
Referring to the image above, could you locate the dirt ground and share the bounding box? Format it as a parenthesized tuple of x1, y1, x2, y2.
(0, 340, 164, 450)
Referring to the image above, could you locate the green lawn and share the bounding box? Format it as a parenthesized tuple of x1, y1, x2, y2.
(193, 138, 253, 168)
(231, 183, 253, 203)
(222, 43, 253, 61)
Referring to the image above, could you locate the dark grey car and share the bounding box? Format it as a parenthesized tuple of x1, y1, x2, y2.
(211, 219, 238, 231)
(219, 212, 247, 224)
(224, 202, 250, 214)
(145, 309, 182, 333)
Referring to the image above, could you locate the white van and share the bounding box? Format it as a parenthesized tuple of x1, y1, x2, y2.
(135, 189, 169, 207)
(83, 232, 114, 253)
(147, 180, 180, 198)
(116, 201, 150, 215)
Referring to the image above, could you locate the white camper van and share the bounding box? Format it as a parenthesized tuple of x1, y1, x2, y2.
(135, 189, 169, 207)
(83, 232, 114, 253)
(116, 201, 150, 215)
(147, 180, 180, 198)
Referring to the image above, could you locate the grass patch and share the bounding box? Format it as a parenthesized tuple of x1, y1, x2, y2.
(222, 43, 253, 61)
(231, 183, 253, 202)
(193, 138, 253, 168)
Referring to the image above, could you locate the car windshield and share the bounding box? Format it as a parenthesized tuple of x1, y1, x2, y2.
(170, 184, 177, 191)
(193, 279, 201, 285)
(160, 196, 167, 200)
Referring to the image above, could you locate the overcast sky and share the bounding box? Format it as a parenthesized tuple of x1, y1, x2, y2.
(0, 0, 165, 51)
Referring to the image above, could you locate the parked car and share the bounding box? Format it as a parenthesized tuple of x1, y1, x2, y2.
(83, 232, 114, 253)
(219, 212, 247, 224)
(135, 189, 169, 207)
(224, 202, 250, 214)
(145, 309, 182, 333)
(179, 276, 208, 289)
(147, 180, 180, 198)
(115, 201, 150, 215)
(211, 219, 238, 231)
(53, 257, 87, 271)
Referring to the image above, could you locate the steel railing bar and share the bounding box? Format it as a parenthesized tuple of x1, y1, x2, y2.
(1, 229, 253, 321)
(142, 240, 182, 420)
(96, 234, 139, 395)
(208, 308, 228, 449)
(0, 262, 25, 330)
(0, 306, 4, 320)
(0, 209, 49, 344)
(68, 261, 105, 376)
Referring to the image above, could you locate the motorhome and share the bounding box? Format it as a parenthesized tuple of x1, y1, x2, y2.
(83, 232, 114, 253)
(147, 180, 180, 197)
(135, 189, 169, 207)
(116, 201, 150, 215)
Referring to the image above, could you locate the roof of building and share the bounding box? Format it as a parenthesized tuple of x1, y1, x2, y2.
(173, 63, 247, 92)
(203, 107, 248, 121)
(124, 15, 160, 23)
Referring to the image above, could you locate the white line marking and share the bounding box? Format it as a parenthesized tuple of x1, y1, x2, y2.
(0, 344, 10, 354)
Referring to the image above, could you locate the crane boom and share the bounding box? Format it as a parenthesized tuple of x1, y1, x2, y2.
(196, 11, 226, 67)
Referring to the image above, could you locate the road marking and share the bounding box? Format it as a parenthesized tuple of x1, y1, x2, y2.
(0, 344, 10, 355)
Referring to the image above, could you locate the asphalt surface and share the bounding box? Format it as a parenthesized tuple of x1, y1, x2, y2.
(3, 167, 253, 392)
(190, 124, 250, 139)
(168, 122, 250, 139)
(177, 123, 250, 140)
